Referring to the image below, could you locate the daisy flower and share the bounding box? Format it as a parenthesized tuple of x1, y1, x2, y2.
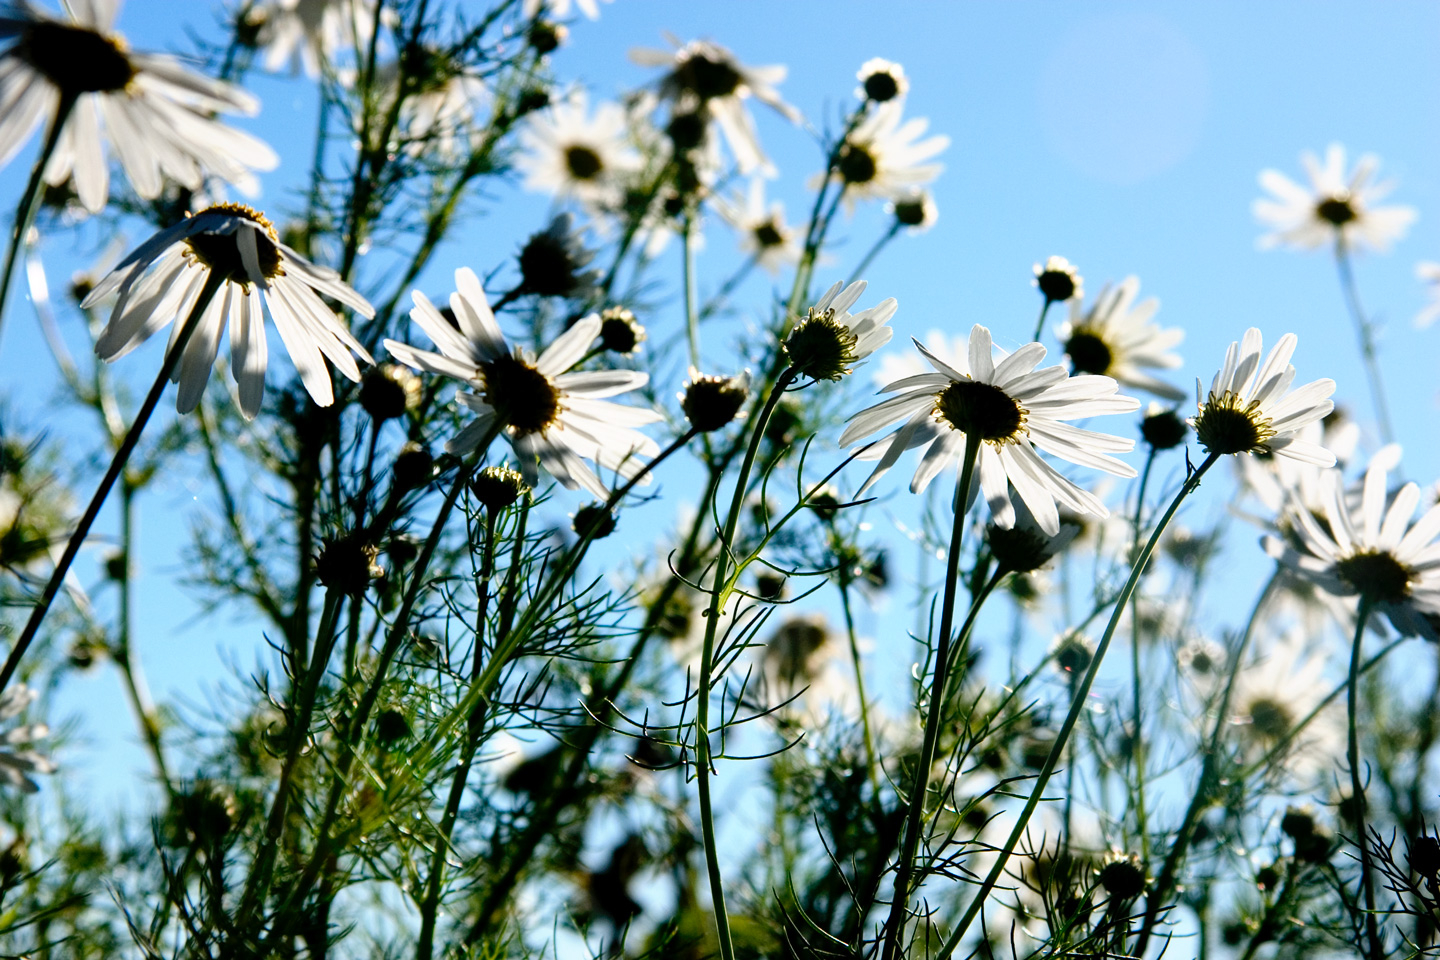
(1033, 256, 1082, 307)
(839, 325, 1140, 537)
(1416, 261, 1440, 329)
(84, 203, 375, 418)
(1227, 629, 1341, 779)
(383, 267, 661, 499)
(0, 0, 278, 212)
(828, 99, 948, 207)
(720, 178, 799, 274)
(856, 58, 907, 103)
(1264, 446, 1440, 642)
(359, 50, 486, 159)
(517, 91, 639, 208)
(1190, 328, 1336, 465)
(1057, 277, 1185, 401)
(630, 37, 797, 175)
(249, 0, 381, 77)
(1253, 143, 1416, 253)
(782, 278, 896, 383)
(522, 0, 609, 20)
(889, 188, 938, 233)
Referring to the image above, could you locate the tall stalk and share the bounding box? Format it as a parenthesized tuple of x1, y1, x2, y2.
(1334, 238, 1393, 444)
(1348, 598, 1384, 960)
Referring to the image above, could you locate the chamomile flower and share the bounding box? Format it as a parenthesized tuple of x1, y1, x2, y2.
(839, 325, 1140, 537)
(1057, 277, 1184, 401)
(1190, 329, 1336, 465)
(720, 178, 799, 274)
(1254, 143, 1417, 253)
(518, 91, 639, 208)
(0, 0, 278, 213)
(827, 100, 948, 207)
(85, 204, 375, 418)
(1416, 261, 1440, 329)
(1033, 256, 1082, 306)
(630, 37, 797, 175)
(249, 0, 380, 77)
(855, 58, 907, 103)
(1264, 446, 1440, 641)
(383, 268, 661, 499)
(1228, 630, 1341, 778)
(782, 279, 896, 383)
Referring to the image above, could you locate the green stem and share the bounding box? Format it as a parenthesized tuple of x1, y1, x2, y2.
(683, 212, 701, 369)
(0, 92, 76, 349)
(114, 480, 172, 796)
(0, 271, 224, 695)
(1348, 598, 1384, 960)
(936, 451, 1219, 960)
(1129, 447, 1157, 862)
(848, 222, 901, 286)
(1334, 238, 1394, 445)
(879, 431, 982, 960)
(1032, 299, 1053, 344)
(837, 571, 878, 790)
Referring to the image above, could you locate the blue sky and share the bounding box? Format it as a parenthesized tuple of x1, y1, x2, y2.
(3, 0, 1439, 813)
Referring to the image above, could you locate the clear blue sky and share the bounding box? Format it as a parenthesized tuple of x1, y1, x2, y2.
(3, 1, 1438, 813)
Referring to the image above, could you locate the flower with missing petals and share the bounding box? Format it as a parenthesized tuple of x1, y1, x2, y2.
(1264, 446, 1440, 641)
(1190, 329, 1335, 464)
(1058, 277, 1184, 401)
(840, 325, 1139, 536)
(783, 279, 896, 382)
(1254, 143, 1416, 253)
(85, 204, 375, 418)
(384, 268, 660, 498)
(0, 0, 277, 212)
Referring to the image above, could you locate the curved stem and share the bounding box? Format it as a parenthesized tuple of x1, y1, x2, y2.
(1348, 598, 1384, 960)
(936, 451, 1220, 960)
(0, 92, 76, 349)
(1334, 239, 1394, 445)
(880, 431, 982, 960)
(848, 222, 901, 286)
(0, 271, 224, 695)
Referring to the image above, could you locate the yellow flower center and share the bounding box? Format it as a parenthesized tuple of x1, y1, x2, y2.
(480, 352, 563, 437)
(1192, 391, 1276, 456)
(20, 20, 135, 95)
(184, 204, 285, 287)
(783, 308, 858, 382)
(934, 379, 1028, 444)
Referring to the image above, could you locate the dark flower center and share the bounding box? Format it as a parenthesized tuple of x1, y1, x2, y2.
(564, 145, 603, 181)
(1065, 331, 1113, 376)
(1316, 195, 1358, 226)
(893, 198, 927, 226)
(1336, 549, 1412, 605)
(753, 220, 784, 249)
(184, 204, 284, 286)
(20, 21, 135, 95)
(1189, 649, 1215, 674)
(679, 53, 743, 100)
(1141, 409, 1188, 450)
(1054, 637, 1093, 675)
(480, 353, 562, 436)
(862, 71, 900, 102)
(666, 111, 707, 151)
(783, 310, 858, 382)
(1192, 391, 1275, 456)
(599, 313, 641, 354)
(1036, 269, 1077, 303)
(1247, 696, 1292, 740)
(838, 144, 878, 185)
(518, 231, 583, 297)
(935, 379, 1026, 443)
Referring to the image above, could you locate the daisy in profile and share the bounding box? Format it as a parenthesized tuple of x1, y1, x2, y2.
(719, 178, 799, 274)
(856, 58, 907, 103)
(888, 189, 938, 233)
(1057, 277, 1185, 401)
(630, 37, 797, 175)
(1190, 329, 1335, 466)
(518, 91, 639, 208)
(827, 100, 948, 207)
(248, 0, 381, 77)
(84, 204, 375, 418)
(384, 268, 661, 499)
(0, 1, 276, 214)
(839, 325, 1140, 536)
(782, 279, 896, 383)
(1253, 143, 1416, 253)
(1416, 262, 1440, 329)
(1264, 446, 1440, 642)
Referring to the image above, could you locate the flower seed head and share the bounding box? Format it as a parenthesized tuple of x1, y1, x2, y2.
(1034, 256, 1082, 304)
(681, 369, 749, 433)
(359, 364, 422, 421)
(599, 306, 646, 355)
(314, 534, 382, 596)
(1141, 405, 1189, 450)
(572, 503, 616, 540)
(470, 465, 529, 512)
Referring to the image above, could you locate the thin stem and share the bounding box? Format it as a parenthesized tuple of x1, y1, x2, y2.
(837, 572, 878, 789)
(1129, 446, 1158, 862)
(683, 212, 701, 369)
(1032, 299, 1053, 344)
(0, 271, 224, 695)
(114, 480, 172, 795)
(1334, 239, 1394, 444)
(936, 451, 1220, 960)
(879, 431, 982, 960)
(1348, 598, 1384, 960)
(848, 222, 901, 286)
(0, 92, 76, 349)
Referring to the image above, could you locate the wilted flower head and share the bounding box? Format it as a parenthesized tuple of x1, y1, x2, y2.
(1033, 256, 1082, 305)
(85, 204, 376, 418)
(855, 58, 907, 103)
(0, 686, 55, 793)
(783, 279, 896, 382)
(1254, 143, 1416, 253)
(0, 1, 278, 211)
(1058, 277, 1185, 401)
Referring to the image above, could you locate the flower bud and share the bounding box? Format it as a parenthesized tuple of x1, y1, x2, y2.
(360, 364, 422, 422)
(681, 369, 749, 433)
(572, 503, 616, 540)
(1141, 404, 1188, 450)
(470, 465, 529, 512)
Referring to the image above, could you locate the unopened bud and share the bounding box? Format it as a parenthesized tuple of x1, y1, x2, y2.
(470, 465, 529, 512)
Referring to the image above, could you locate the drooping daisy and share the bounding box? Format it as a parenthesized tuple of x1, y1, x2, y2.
(1264, 446, 1440, 642)
(249, 0, 381, 77)
(1057, 277, 1185, 401)
(855, 58, 907, 103)
(782, 279, 896, 383)
(720, 178, 799, 274)
(630, 37, 797, 175)
(0, 0, 278, 212)
(383, 268, 661, 499)
(84, 204, 375, 418)
(1416, 261, 1440, 329)
(1190, 328, 1336, 465)
(1253, 143, 1417, 253)
(518, 91, 640, 208)
(839, 325, 1140, 536)
(827, 99, 948, 207)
